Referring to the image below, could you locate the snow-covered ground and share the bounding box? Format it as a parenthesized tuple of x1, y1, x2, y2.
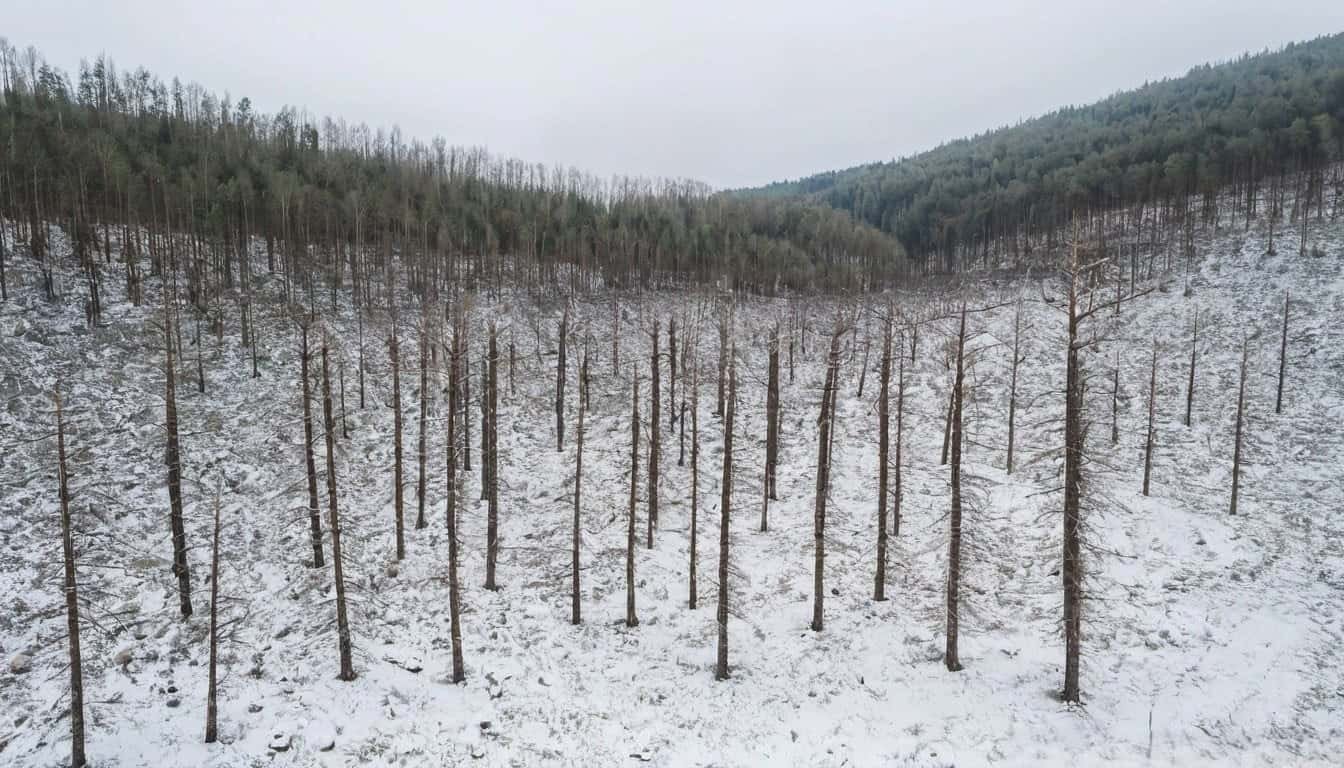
(1, 211, 1342, 767)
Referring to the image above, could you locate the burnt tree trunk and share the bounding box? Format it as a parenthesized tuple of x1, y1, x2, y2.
(556, 308, 568, 451)
(1062, 276, 1084, 702)
(205, 490, 222, 744)
(1185, 314, 1198, 428)
(55, 390, 87, 768)
(894, 338, 905, 537)
(486, 323, 500, 589)
(763, 323, 780, 532)
(416, 323, 430, 529)
(572, 349, 587, 626)
(689, 356, 700, 610)
(1007, 304, 1022, 474)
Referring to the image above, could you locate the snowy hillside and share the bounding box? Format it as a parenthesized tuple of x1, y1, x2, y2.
(1, 211, 1342, 767)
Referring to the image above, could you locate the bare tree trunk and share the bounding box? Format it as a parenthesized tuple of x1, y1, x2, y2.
(357, 308, 366, 409)
(556, 308, 568, 451)
(1230, 338, 1249, 515)
(416, 323, 430, 529)
(1185, 314, 1197, 428)
(1275, 290, 1289, 415)
(165, 303, 193, 618)
(717, 304, 728, 416)
(300, 323, 325, 568)
(55, 389, 87, 768)
(446, 313, 465, 682)
(205, 489, 221, 744)
(486, 323, 500, 588)
(338, 349, 349, 439)
(1062, 276, 1084, 702)
(812, 325, 842, 632)
(1111, 353, 1120, 445)
(689, 355, 700, 609)
(894, 340, 905, 537)
(946, 305, 967, 672)
(763, 323, 780, 532)
(626, 366, 640, 628)
(716, 343, 736, 681)
(940, 375, 954, 466)
(572, 349, 587, 625)
(390, 319, 405, 560)
(1143, 340, 1157, 497)
(322, 335, 356, 681)
(1007, 304, 1022, 474)
(874, 313, 892, 601)
(668, 317, 677, 430)
(648, 318, 660, 546)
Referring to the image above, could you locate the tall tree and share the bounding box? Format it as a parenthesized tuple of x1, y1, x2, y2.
(322, 334, 356, 681)
(54, 388, 87, 768)
(716, 343, 736, 681)
(164, 300, 193, 618)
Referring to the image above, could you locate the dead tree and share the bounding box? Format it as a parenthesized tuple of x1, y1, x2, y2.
(1007, 301, 1024, 473)
(55, 389, 87, 768)
(556, 307, 568, 451)
(762, 322, 780, 532)
(716, 343, 736, 681)
(717, 302, 729, 416)
(812, 323, 843, 632)
(894, 333, 906, 537)
(322, 335, 356, 681)
(390, 317, 405, 560)
(1275, 290, 1289, 415)
(1230, 338, 1249, 515)
(205, 489, 222, 744)
(1111, 352, 1121, 445)
(299, 322, 325, 567)
(165, 303, 193, 618)
(689, 353, 700, 609)
(668, 317, 677, 430)
(445, 310, 466, 682)
(945, 305, 967, 672)
(626, 366, 640, 628)
(1184, 313, 1198, 427)
(648, 318, 661, 546)
(939, 373, 954, 466)
(572, 347, 587, 625)
(486, 322, 500, 586)
(1143, 340, 1157, 497)
(679, 324, 690, 467)
(873, 311, 893, 601)
(416, 320, 430, 530)
(338, 349, 349, 439)
(357, 307, 366, 409)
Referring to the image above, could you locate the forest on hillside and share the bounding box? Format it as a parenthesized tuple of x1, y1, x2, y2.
(0, 39, 910, 302)
(743, 33, 1344, 270)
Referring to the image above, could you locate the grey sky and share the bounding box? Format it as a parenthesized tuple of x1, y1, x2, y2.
(9, 1, 1344, 189)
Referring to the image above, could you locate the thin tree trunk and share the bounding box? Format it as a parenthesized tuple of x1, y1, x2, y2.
(689, 355, 700, 610)
(1007, 303, 1022, 474)
(486, 323, 500, 588)
(445, 314, 466, 682)
(946, 305, 967, 672)
(626, 366, 639, 628)
(300, 324, 325, 567)
(648, 319, 660, 546)
(812, 325, 841, 632)
(1185, 314, 1197, 428)
(205, 489, 222, 744)
(416, 323, 429, 529)
(1062, 274, 1084, 702)
(1143, 340, 1157, 496)
(1275, 290, 1289, 415)
(165, 303, 193, 617)
(763, 323, 780, 532)
(1230, 339, 1249, 515)
(55, 389, 87, 768)
(556, 308, 568, 451)
(716, 343, 735, 680)
(390, 320, 405, 560)
(572, 349, 586, 625)
(322, 336, 356, 681)
(874, 313, 892, 601)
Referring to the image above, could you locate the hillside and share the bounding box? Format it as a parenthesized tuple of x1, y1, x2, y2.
(738, 33, 1344, 266)
(1, 195, 1341, 765)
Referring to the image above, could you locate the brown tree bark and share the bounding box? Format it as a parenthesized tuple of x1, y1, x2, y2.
(1007, 303, 1023, 474)
(54, 389, 87, 767)
(486, 322, 500, 588)
(1185, 314, 1197, 428)
(1143, 340, 1157, 497)
(322, 335, 355, 681)
(946, 305, 967, 672)
(648, 318, 660, 546)
(716, 343, 736, 681)
(1230, 338, 1249, 515)
(556, 308, 568, 451)
(689, 354, 700, 610)
(1063, 270, 1084, 701)
(300, 322, 325, 567)
(416, 321, 430, 530)
(445, 312, 466, 682)
(205, 489, 222, 744)
(165, 302, 193, 617)
(874, 312, 892, 601)
(1275, 290, 1289, 415)
(626, 366, 640, 628)
(572, 349, 587, 625)
(811, 325, 842, 632)
(762, 323, 780, 532)
(390, 318, 405, 560)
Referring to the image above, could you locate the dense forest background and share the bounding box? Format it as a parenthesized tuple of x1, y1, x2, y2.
(741, 33, 1344, 270)
(0, 39, 909, 301)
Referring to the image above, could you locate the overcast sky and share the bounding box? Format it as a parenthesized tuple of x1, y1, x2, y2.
(8, 1, 1344, 188)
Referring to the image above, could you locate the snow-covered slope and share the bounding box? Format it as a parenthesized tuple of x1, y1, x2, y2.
(1, 212, 1341, 767)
